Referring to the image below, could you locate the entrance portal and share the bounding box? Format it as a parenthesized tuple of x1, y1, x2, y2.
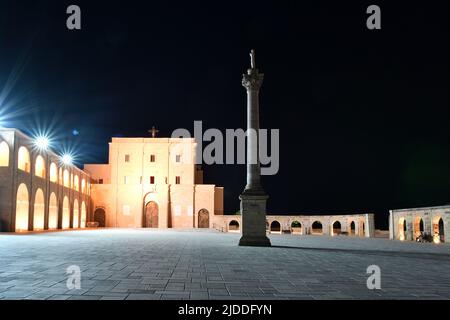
(198, 209, 209, 228)
(94, 208, 106, 227)
(145, 201, 158, 228)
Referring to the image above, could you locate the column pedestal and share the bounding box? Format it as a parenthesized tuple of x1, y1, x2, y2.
(238, 193, 271, 247)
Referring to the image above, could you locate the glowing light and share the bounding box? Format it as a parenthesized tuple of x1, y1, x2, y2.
(433, 234, 440, 244)
(34, 136, 50, 151)
(61, 153, 73, 166)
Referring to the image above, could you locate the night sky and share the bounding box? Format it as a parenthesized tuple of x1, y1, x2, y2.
(1, 1, 450, 229)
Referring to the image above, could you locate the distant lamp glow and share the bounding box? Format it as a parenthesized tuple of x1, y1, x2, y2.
(61, 153, 73, 166)
(34, 136, 50, 151)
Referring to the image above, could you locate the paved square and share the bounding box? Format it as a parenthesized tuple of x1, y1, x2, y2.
(1, 229, 450, 300)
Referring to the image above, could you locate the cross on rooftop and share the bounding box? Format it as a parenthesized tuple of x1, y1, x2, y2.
(149, 126, 159, 138)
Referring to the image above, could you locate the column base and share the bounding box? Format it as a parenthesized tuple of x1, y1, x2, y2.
(239, 235, 271, 247)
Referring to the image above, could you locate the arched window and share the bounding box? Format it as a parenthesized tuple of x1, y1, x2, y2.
(50, 163, 58, 182)
(0, 141, 9, 166)
(81, 178, 86, 194)
(33, 188, 45, 230)
(48, 193, 58, 229)
(80, 201, 87, 228)
(74, 175, 79, 191)
(35, 155, 46, 178)
(73, 199, 79, 228)
(63, 169, 70, 188)
(62, 196, 70, 229)
(18, 146, 30, 172)
(15, 183, 29, 231)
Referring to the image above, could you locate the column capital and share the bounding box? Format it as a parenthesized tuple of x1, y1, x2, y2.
(242, 69, 264, 91)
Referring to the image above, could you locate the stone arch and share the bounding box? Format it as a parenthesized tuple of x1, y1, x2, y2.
(398, 217, 406, 241)
(332, 221, 342, 236)
(34, 155, 45, 178)
(144, 201, 158, 228)
(94, 207, 106, 227)
(311, 221, 323, 235)
(48, 193, 58, 229)
(50, 162, 58, 182)
(229, 220, 240, 232)
(33, 188, 45, 230)
(18, 146, 30, 172)
(15, 183, 29, 231)
(198, 209, 209, 228)
(414, 216, 424, 239)
(270, 220, 281, 233)
(74, 175, 79, 191)
(432, 216, 445, 243)
(62, 196, 70, 229)
(73, 199, 79, 228)
(0, 141, 9, 166)
(80, 201, 87, 228)
(291, 220, 302, 235)
(349, 221, 356, 235)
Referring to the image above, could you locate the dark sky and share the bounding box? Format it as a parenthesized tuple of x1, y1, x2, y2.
(1, 1, 450, 229)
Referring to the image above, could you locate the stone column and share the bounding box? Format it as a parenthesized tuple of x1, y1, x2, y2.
(239, 50, 271, 247)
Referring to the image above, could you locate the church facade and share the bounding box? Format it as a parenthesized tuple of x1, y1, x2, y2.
(84, 136, 224, 228)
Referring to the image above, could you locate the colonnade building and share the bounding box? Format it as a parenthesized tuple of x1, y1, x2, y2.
(0, 128, 91, 232)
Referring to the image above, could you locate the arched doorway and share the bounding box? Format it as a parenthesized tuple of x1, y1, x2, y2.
(144, 201, 158, 228)
(94, 208, 106, 227)
(349, 221, 356, 235)
(414, 216, 424, 239)
(15, 183, 29, 232)
(80, 202, 87, 228)
(291, 221, 302, 235)
(311, 221, 323, 235)
(270, 221, 281, 233)
(48, 193, 58, 229)
(198, 209, 209, 228)
(62, 196, 70, 229)
(398, 217, 406, 241)
(33, 188, 45, 230)
(433, 216, 445, 243)
(229, 220, 240, 232)
(332, 221, 341, 236)
(73, 199, 79, 228)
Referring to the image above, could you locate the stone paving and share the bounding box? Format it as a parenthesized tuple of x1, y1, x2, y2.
(0, 228, 450, 300)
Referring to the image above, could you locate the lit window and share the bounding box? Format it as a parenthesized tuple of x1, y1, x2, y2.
(0, 141, 9, 167)
(175, 176, 180, 184)
(125, 154, 130, 162)
(150, 154, 156, 162)
(150, 176, 155, 184)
